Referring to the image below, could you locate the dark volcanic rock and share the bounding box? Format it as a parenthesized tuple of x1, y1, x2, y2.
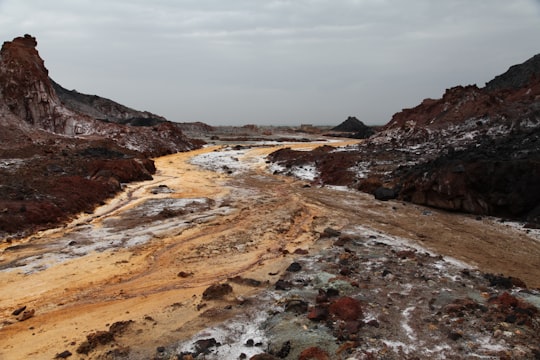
(398, 127, 540, 222)
(266, 53, 540, 224)
(373, 186, 398, 201)
(331, 116, 375, 139)
(250, 354, 280, 360)
(194, 338, 218, 356)
(202, 283, 233, 300)
(285, 262, 302, 272)
(51, 79, 168, 126)
(485, 53, 540, 91)
(76, 330, 115, 355)
(55, 350, 72, 359)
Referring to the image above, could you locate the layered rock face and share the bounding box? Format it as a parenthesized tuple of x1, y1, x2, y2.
(0, 35, 204, 237)
(0, 34, 203, 156)
(399, 127, 540, 222)
(0, 35, 65, 130)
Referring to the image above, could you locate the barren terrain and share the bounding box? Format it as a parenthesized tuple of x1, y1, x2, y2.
(1, 139, 539, 359)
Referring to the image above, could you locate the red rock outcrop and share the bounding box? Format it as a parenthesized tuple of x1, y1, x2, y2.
(0, 35, 66, 130)
(0, 34, 204, 156)
(0, 34, 205, 237)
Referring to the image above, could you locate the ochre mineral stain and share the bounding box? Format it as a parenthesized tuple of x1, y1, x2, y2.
(1, 141, 539, 359)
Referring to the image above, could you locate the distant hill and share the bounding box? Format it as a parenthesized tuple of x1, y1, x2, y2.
(330, 116, 375, 139)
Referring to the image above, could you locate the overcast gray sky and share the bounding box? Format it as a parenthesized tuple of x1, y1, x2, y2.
(1, 0, 539, 126)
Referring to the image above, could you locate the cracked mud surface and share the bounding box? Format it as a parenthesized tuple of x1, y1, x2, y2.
(1, 140, 539, 359)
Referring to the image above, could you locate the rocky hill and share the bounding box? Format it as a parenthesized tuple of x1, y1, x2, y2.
(329, 116, 375, 139)
(0, 34, 203, 156)
(51, 80, 168, 126)
(268, 53, 540, 225)
(0, 34, 204, 238)
(485, 53, 540, 91)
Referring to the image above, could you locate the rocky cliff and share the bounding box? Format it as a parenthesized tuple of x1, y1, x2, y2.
(0, 35, 66, 131)
(0, 34, 203, 156)
(383, 54, 540, 222)
(0, 35, 204, 237)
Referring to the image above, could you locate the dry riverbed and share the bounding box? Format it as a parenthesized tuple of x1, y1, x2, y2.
(1, 140, 539, 359)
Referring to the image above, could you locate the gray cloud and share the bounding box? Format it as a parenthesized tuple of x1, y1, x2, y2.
(1, 0, 539, 125)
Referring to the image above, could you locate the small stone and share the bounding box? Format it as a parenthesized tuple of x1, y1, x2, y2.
(202, 283, 233, 300)
(367, 319, 380, 328)
(298, 346, 330, 360)
(307, 306, 328, 321)
(286, 262, 302, 272)
(249, 354, 279, 360)
(194, 338, 218, 356)
(334, 235, 354, 247)
(275, 341, 291, 358)
(177, 271, 193, 278)
(329, 297, 363, 321)
(275, 279, 292, 291)
(285, 299, 309, 314)
(12, 305, 26, 316)
(55, 350, 72, 358)
(17, 309, 35, 322)
(321, 227, 341, 238)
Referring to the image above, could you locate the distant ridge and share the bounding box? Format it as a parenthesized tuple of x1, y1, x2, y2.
(51, 80, 168, 126)
(485, 53, 540, 91)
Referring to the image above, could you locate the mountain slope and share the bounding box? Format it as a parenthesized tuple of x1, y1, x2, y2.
(51, 80, 167, 126)
(268, 53, 540, 224)
(0, 34, 203, 156)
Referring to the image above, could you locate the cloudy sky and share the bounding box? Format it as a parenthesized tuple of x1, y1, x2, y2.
(1, 0, 539, 126)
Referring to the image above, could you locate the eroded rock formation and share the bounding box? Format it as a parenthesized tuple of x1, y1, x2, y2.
(0, 35, 204, 237)
(268, 52, 540, 224)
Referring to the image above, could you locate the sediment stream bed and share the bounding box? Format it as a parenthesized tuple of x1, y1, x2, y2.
(1, 141, 539, 359)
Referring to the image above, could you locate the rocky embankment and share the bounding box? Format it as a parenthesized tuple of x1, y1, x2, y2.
(268, 53, 540, 225)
